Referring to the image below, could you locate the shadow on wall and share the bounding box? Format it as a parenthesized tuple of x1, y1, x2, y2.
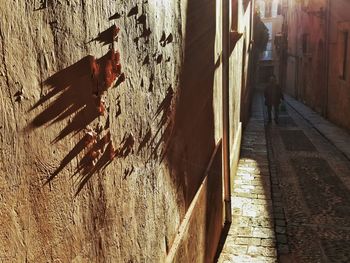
(28, 3, 178, 196)
(27, 25, 126, 195)
(148, 85, 174, 162)
(164, 0, 218, 261)
(166, 0, 216, 210)
(136, 86, 175, 164)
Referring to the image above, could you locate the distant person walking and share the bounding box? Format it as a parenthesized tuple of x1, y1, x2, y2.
(264, 75, 283, 124)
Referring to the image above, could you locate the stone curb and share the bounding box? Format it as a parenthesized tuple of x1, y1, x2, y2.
(284, 95, 350, 162)
(261, 93, 291, 258)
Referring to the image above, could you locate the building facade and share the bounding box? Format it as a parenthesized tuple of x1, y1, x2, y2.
(283, 0, 327, 114)
(0, 0, 255, 262)
(283, 0, 350, 131)
(327, 0, 350, 131)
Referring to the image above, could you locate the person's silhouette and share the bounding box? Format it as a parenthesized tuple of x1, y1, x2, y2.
(264, 75, 283, 124)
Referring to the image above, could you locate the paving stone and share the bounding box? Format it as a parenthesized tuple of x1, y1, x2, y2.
(236, 193, 258, 198)
(276, 234, 287, 244)
(219, 254, 277, 263)
(272, 196, 282, 203)
(271, 186, 280, 192)
(241, 185, 255, 190)
(218, 93, 277, 262)
(232, 227, 253, 237)
(238, 174, 255, 180)
(224, 244, 248, 254)
(250, 217, 274, 228)
(273, 207, 284, 214)
(242, 203, 273, 218)
(275, 226, 286, 234)
(272, 192, 282, 198)
(273, 213, 284, 219)
(285, 94, 350, 160)
(280, 130, 317, 152)
(275, 219, 286, 227)
(232, 208, 241, 216)
(273, 202, 283, 207)
(247, 246, 277, 257)
(252, 227, 275, 238)
(261, 238, 276, 247)
(234, 188, 253, 194)
(253, 189, 267, 195)
(257, 194, 271, 199)
(235, 237, 261, 246)
(254, 199, 271, 205)
(291, 157, 350, 218)
(277, 244, 290, 255)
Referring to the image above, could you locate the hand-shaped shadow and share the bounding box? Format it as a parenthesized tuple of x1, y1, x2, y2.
(29, 48, 125, 194)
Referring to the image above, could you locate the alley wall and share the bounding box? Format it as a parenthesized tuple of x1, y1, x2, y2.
(0, 0, 218, 261)
(286, 0, 326, 114)
(0, 0, 253, 262)
(284, 0, 350, 132)
(327, 0, 350, 131)
(229, 0, 254, 169)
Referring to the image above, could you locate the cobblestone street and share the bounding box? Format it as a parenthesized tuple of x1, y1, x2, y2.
(218, 93, 281, 263)
(270, 95, 350, 262)
(218, 91, 350, 262)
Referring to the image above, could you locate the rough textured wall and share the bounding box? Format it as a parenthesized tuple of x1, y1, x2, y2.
(167, 0, 217, 209)
(327, 0, 350, 131)
(168, 143, 223, 263)
(0, 0, 221, 262)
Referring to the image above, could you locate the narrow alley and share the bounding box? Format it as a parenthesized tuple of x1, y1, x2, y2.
(3, 0, 350, 262)
(217, 90, 350, 262)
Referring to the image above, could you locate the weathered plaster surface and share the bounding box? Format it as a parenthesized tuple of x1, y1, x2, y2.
(0, 0, 253, 261)
(0, 0, 214, 261)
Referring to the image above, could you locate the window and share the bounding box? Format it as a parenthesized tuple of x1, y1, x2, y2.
(340, 31, 348, 80)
